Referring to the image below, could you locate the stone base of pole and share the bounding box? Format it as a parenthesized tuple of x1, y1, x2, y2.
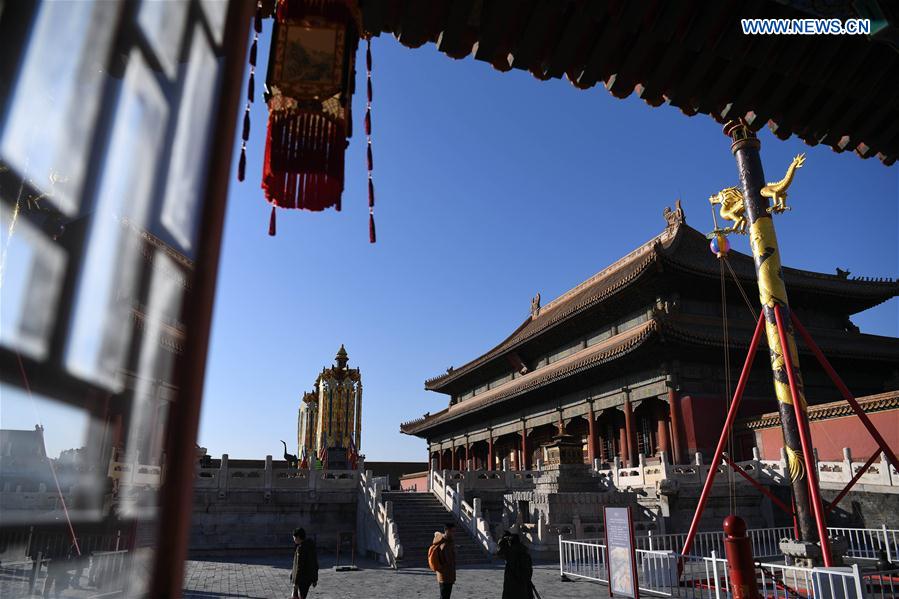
(779, 537, 848, 568)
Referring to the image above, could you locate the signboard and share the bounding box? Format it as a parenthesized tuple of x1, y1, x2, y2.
(604, 506, 640, 598)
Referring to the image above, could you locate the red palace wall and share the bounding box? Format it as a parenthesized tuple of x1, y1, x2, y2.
(680, 394, 775, 457)
(754, 410, 899, 462)
(399, 473, 429, 492)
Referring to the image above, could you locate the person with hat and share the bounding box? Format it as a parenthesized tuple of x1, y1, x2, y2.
(496, 524, 535, 599)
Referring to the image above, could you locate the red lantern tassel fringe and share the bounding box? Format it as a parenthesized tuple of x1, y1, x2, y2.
(268, 205, 277, 236)
(262, 111, 346, 212)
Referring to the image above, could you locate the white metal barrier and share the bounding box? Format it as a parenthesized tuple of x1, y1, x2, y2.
(559, 538, 608, 583)
(561, 538, 883, 599)
(757, 562, 865, 599)
(830, 526, 897, 562)
(637, 527, 793, 559)
(559, 538, 680, 597)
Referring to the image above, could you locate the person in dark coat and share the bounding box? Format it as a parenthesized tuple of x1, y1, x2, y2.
(42, 539, 74, 598)
(290, 528, 319, 599)
(496, 524, 534, 599)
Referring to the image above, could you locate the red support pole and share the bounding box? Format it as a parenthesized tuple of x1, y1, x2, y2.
(723, 516, 761, 599)
(722, 455, 794, 516)
(773, 305, 832, 567)
(790, 312, 899, 477)
(824, 452, 879, 515)
(680, 313, 766, 558)
(791, 495, 799, 540)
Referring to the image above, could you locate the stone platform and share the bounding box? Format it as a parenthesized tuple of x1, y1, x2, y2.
(183, 554, 611, 598)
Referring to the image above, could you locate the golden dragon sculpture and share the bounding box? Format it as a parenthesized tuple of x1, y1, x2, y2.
(709, 154, 806, 233)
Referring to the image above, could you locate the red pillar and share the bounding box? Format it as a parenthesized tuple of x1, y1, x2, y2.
(623, 399, 637, 466)
(587, 404, 597, 463)
(618, 421, 630, 466)
(488, 433, 495, 471)
(597, 421, 607, 462)
(521, 423, 530, 470)
(657, 412, 671, 463)
(451, 446, 457, 470)
(466, 442, 472, 471)
(668, 387, 685, 464)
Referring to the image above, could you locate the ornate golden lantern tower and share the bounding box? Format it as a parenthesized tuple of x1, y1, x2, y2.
(297, 345, 362, 468)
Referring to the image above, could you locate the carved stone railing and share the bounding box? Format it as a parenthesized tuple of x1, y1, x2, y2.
(194, 454, 360, 498)
(436, 468, 537, 492)
(357, 470, 402, 568)
(108, 458, 163, 488)
(591, 448, 897, 491)
(431, 469, 497, 554)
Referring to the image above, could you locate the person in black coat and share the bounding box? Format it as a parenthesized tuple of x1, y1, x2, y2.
(290, 528, 319, 599)
(496, 525, 534, 599)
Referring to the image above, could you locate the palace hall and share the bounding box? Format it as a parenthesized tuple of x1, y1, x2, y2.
(401, 205, 899, 471)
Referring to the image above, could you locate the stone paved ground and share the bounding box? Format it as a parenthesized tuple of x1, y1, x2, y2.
(183, 555, 613, 599)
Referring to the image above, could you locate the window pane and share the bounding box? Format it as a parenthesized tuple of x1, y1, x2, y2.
(161, 26, 222, 254)
(65, 52, 169, 391)
(0, 0, 121, 215)
(0, 205, 67, 360)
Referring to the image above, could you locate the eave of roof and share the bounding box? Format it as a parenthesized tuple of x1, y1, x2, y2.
(658, 313, 899, 362)
(360, 0, 899, 165)
(404, 318, 660, 435)
(405, 312, 899, 437)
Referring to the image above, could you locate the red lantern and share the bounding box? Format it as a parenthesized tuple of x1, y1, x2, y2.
(261, 0, 361, 234)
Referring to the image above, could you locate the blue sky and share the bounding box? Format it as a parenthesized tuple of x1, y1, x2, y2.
(196, 30, 898, 463)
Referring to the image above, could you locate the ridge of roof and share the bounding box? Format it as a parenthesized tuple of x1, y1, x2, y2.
(662, 226, 899, 299)
(424, 222, 679, 391)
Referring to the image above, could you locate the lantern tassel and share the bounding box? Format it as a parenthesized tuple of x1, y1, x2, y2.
(365, 38, 376, 243)
(268, 205, 277, 236)
(239, 5, 260, 184)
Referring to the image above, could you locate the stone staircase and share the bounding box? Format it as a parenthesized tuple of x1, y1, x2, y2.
(383, 492, 491, 568)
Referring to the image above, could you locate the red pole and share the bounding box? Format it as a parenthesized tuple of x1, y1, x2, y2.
(773, 305, 832, 567)
(824, 451, 879, 515)
(680, 313, 766, 558)
(791, 495, 799, 540)
(790, 313, 899, 476)
(722, 455, 794, 516)
(723, 516, 761, 599)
